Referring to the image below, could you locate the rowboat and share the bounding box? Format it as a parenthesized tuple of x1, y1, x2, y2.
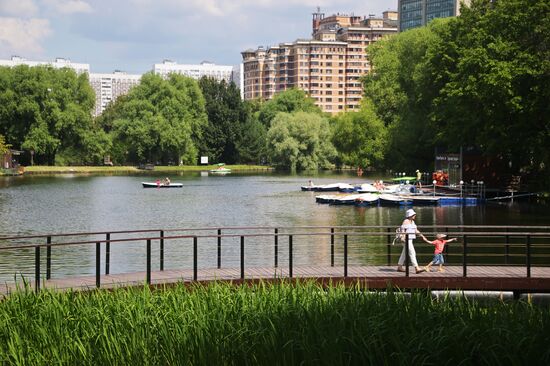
(142, 182, 183, 188)
(379, 194, 412, 205)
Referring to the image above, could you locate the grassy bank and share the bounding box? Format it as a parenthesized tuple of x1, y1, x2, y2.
(1, 282, 549, 365)
(21, 164, 272, 175)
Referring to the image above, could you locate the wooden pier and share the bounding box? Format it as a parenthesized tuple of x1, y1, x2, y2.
(1, 225, 550, 296)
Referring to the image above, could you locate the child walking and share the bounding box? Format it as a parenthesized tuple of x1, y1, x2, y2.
(422, 234, 458, 272)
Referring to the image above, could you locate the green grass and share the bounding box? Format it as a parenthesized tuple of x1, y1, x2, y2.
(1, 281, 549, 365)
(22, 164, 272, 174)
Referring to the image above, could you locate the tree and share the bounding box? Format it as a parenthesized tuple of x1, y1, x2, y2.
(257, 89, 322, 127)
(331, 100, 388, 169)
(0, 65, 103, 165)
(426, 0, 550, 181)
(362, 22, 443, 171)
(198, 78, 248, 164)
(0, 133, 10, 155)
(266, 111, 336, 171)
(108, 73, 207, 165)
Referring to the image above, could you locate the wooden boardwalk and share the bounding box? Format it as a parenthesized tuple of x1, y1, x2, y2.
(3, 265, 550, 295)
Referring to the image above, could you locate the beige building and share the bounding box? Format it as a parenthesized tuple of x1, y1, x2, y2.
(242, 10, 397, 113)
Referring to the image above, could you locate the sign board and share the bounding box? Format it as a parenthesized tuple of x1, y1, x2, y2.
(200, 156, 208, 165)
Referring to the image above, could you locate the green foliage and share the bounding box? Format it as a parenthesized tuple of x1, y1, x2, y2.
(331, 100, 388, 169)
(1, 282, 549, 365)
(0, 133, 10, 155)
(0, 66, 101, 165)
(266, 111, 336, 171)
(363, 23, 442, 171)
(427, 0, 550, 180)
(198, 78, 248, 164)
(108, 73, 207, 165)
(258, 88, 322, 127)
(363, 0, 549, 186)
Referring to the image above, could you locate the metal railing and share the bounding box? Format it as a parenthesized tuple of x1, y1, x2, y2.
(1, 225, 549, 293)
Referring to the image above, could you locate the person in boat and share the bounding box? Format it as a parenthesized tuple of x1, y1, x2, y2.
(397, 209, 427, 274)
(308, 180, 314, 187)
(164, 177, 171, 186)
(156, 179, 161, 187)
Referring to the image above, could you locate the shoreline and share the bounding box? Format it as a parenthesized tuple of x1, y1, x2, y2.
(2, 165, 273, 175)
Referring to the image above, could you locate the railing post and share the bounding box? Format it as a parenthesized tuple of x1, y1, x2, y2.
(405, 234, 409, 277)
(35, 246, 40, 293)
(105, 233, 110, 275)
(289, 235, 293, 278)
(505, 234, 510, 265)
(463, 235, 468, 277)
(240, 236, 245, 280)
(526, 235, 531, 278)
(96, 242, 101, 288)
(386, 228, 391, 266)
(217, 229, 221, 269)
(344, 234, 348, 278)
(193, 236, 198, 281)
(330, 228, 335, 267)
(146, 239, 151, 285)
(160, 230, 164, 271)
(46, 236, 52, 280)
(274, 228, 279, 268)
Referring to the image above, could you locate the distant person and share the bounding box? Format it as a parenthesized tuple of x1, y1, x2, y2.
(357, 167, 363, 176)
(164, 177, 171, 186)
(416, 170, 422, 189)
(422, 234, 458, 272)
(308, 180, 314, 187)
(397, 209, 427, 274)
(156, 179, 161, 188)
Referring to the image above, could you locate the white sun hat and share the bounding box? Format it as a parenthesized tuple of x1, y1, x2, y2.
(405, 209, 416, 218)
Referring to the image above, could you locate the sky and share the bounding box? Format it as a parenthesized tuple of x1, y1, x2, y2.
(0, 0, 397, 74)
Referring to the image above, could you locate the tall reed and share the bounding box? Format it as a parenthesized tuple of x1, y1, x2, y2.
(0, 281, 549, 365)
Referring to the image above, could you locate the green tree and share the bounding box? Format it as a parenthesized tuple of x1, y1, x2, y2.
(198, 78, 248, 164)
(108, 73, 207, 165)
(0, 65, 103, 165)
(331, 101, 388, 169)
(266, 111, 336, 171)
(363, 23, 442, 171)
(258, 89, 321, 127)
(426, 0, 550, 180)
(0, 133, 10, 155)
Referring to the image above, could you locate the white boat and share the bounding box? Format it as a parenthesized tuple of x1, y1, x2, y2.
(354, 193, 380, 206)
(142, 182, 183, 188)
(210, 167, 231, 174)
(379, 193, 412, 205)
(357, 183, 378, 193)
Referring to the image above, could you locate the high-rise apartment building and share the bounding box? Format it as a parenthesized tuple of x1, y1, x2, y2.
(153, 60, 236, 83)
(89, 71, 141, 116)
(398, 0, 471, 31)
(0, 56, 90, 74)
(241, 10, 397, 113)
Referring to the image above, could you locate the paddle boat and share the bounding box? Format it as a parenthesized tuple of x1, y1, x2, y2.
(210, 163, 231, 174)
(142, 182, 183, 188)
(354, 193, 380, 207)
(379, 193, 412, 205)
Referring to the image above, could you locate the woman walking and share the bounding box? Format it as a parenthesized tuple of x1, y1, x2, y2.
(397, 209, 426, 274)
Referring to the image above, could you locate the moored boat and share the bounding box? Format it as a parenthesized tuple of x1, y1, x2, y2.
(354, 193, 380, 206)
(379, 194, 412, 205)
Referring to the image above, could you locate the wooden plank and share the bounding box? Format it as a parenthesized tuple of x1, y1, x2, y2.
(2, 265, 550, 295)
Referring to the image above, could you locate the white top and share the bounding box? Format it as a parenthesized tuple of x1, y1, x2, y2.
(401, 220, 417, 239)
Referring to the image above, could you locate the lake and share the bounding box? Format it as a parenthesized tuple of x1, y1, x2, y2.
(1, 171, 548, 282)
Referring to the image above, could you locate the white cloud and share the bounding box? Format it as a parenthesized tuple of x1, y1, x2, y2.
(0, 0, 39, 17)
(42, 0, 93, 14)
(0, 17, 52, 55)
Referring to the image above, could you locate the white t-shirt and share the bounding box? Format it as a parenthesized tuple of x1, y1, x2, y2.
(401, 220, 417, 239)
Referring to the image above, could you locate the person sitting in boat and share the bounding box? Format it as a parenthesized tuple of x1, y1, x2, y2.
(308, 180, 314, 187)
(156, 179, 161, 187)
(164, 177, 171, 186)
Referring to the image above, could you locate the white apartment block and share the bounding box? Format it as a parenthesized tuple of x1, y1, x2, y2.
(241, 10, 398, 114)
(153, 60, 235, 83)
(0, 56, 90, 74)
(89, 71, 141, 117)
